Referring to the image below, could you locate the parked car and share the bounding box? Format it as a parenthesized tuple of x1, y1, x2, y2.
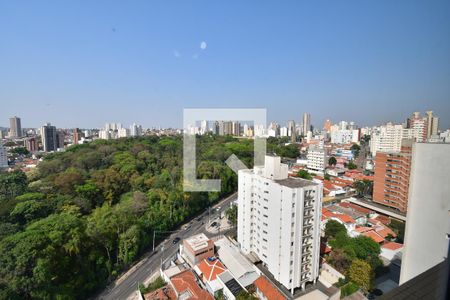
(172, 237, 181, 244)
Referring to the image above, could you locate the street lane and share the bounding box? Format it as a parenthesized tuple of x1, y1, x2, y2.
(96, 192, 237, 300)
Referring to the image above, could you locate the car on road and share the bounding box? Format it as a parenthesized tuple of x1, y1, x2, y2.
(210, 221, 218, 227)
(172, 237, 181, 244)
(196, 217, 202, 221)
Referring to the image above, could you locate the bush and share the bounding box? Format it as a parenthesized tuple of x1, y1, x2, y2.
(340, 282, 359, 298)
(139, 276, 165, 294)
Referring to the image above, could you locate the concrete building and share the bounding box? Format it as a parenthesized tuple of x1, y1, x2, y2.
(425, 111, 439, 139)
(0, 143, 8, 168)
(288, 120, 296, 143)
(9, 116, 22, 138)
(330, 129, 359, 144)
(41, 123, 57, 152)
(323, 119, 332, 133)
(307, 146, 327, 173)
(238, 155, 322, 292)
(56, 131, 65, 149)
(25, 137, 38, 152)
(370, 123, 404, 156)
(130, 123, 143, 137)
(182, 233, 214, 267)
(373, 139, 412, 213)
(406, 112, 427, 142)
(302, 113, 311, 136)
(73, 128, 81, 145)
(399, 143, 450, 285)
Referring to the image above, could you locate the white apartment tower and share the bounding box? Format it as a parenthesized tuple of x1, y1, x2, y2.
(307, 146, 327, 173)
(400, 143, 450, 285)
(302, 113, 311, 136)
(238, 155, 322, 293)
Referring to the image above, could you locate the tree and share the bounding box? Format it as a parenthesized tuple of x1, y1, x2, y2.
(350, 144, 361, 158)
(348, 259, 373, 292)
(324, 173, 331, 181)
(347, 160, 357, 170)
(325, 220, 347, 239)
(10, 147, 30, 156)
(297, 170, 313, 180)
(225, 205, 237, 226)
(328, 156, 337, 166)
(328, 248, 352, 274)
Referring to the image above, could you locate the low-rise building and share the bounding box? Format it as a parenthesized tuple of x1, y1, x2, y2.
(181, 233, 214, 267)
(254, 275, 287, 300)
(169, 269, 214, 300)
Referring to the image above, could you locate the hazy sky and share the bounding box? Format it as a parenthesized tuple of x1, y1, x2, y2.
(1, 0, 449, 129)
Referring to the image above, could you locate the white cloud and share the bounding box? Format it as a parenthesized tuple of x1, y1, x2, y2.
(200, 41, 207, 50)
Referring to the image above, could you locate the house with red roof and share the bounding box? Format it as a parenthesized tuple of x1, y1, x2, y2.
(168, 269, 214, 300)
(381, 242, 403, 262)
(194, 258, 227, 295)
(254, 275, 286, 300)
(321, 208, 356, 233)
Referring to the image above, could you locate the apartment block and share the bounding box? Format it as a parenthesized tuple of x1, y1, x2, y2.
(238, 155, 322, 293)
(373, 140, 412, 212)
(307, 146, 327, 173)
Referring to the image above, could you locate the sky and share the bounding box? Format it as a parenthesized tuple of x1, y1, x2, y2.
(1, 0, 449, 129)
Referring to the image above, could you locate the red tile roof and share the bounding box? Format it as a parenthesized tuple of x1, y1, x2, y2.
(254, 275, 286, 300)
(363, 231, 384, 244)
(375, 226, 396, 239)
(170, 270, 213, 300)
(382, 242, 404, 251)
(144, 286, 177, 300)
(197, 258, 226, 282)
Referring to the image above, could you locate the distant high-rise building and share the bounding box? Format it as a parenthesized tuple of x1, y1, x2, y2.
(323, 119, 332, 133)
(9, 116, 22, 138)
(0, 143, 8, 168)
(302, 113, 311, 136)
(406, 112, 426, 142)
(370, 123, 404, 156)
(400, 142, 450, 285)
(232, 121, 240, 136)
(73, 128, 81, 145)
(41, 123, 57, 152)
(130, 123, 143, 137)
(288, 120, 296, 143)
(425, 111, 439, 139)
(56, 131, 65, 149)
(373, 139, 413, 213)
(25, 138, 38, 152)
(238, 155, 322, 292)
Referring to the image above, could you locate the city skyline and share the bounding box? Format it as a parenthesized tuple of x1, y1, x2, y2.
(1, 0, 450, 129)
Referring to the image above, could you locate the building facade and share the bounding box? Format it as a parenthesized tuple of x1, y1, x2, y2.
(0, 143, 8, 168)
(373, 140, 412, 213)
(9, 116, 22, 138)
(307, 146, 327, 173)
(41, 123, 57, 152)
(238, 155, 322, 293)
(302, 113, 311, 136)
(400, 143, 450, 284)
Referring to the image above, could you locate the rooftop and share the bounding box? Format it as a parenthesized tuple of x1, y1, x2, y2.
(254, 275, 287, 300)
(184, 233, 211, 252)
(196, 258, 227, 282)
(170, 269, 213, 300)
(275, 177, 318, 188)
(382, 242, 404, 251)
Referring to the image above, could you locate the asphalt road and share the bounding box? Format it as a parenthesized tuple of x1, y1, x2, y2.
(96, 192, 237, 300)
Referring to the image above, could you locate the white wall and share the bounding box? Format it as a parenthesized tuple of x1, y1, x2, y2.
(399, 143, 450, 284)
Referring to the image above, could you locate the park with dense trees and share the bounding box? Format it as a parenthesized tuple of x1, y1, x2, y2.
(0, 135, 268, 299)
